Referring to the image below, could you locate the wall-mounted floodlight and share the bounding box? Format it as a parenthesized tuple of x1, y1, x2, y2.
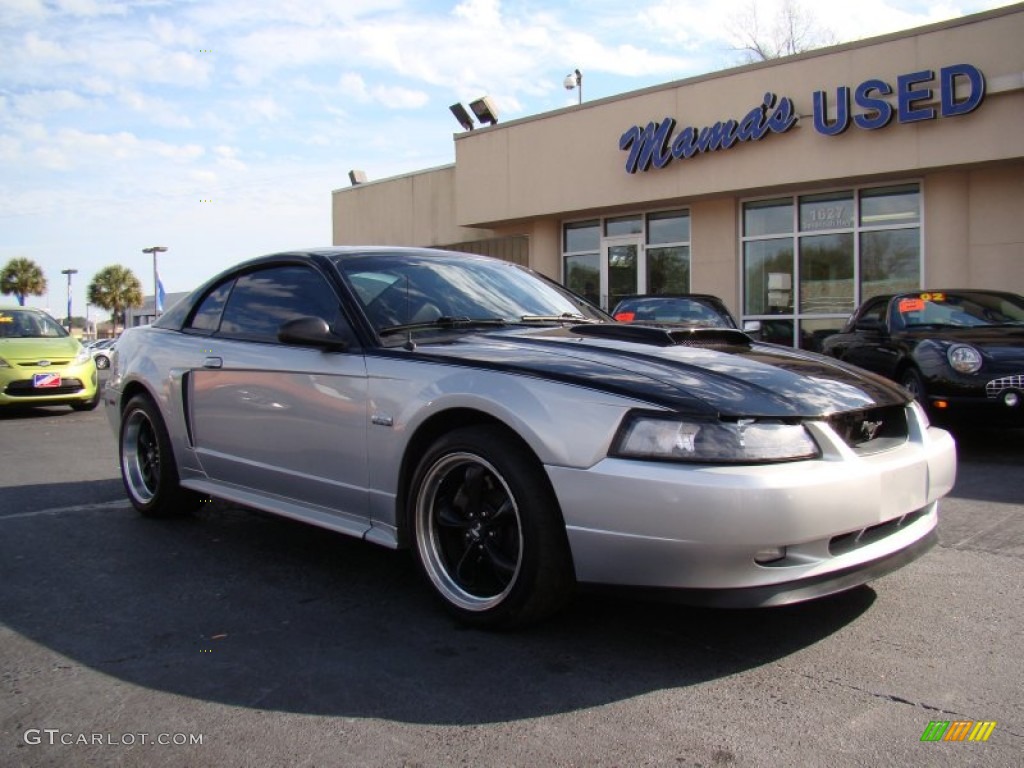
(564, 68, 582, 105)
(348, 169, 367, 185)
(469, 96, 499, 125)
(449, 103, 475, 131)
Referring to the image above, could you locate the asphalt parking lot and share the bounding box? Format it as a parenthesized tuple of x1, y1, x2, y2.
(1, 389, 1021, 767)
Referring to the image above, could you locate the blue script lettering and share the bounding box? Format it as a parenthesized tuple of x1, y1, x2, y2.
(620, 92, 797, 174)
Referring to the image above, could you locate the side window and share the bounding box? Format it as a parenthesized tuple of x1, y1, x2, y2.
(217, 265, 351, 344)
(187, 280, 233, 333)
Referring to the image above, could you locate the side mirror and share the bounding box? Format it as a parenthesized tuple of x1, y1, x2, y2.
(854, 317, 887, 334)
(742, 320, 762, 338)
(277, 316, 348, 351)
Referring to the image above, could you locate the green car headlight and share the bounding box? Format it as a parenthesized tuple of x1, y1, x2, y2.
(612, 413, 819, 463)
(73, 346, 92, 365)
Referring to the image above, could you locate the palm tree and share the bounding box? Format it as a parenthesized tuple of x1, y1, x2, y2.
(88, 265, 143, 335)
(1, 257, 48, 306)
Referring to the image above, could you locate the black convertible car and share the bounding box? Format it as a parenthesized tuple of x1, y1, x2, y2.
(822, 290, 1024, 424)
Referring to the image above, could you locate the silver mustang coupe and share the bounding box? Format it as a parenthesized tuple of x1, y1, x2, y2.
(106, 247, 957, 628)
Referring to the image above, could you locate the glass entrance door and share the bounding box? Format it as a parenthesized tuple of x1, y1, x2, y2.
(602, 236, 643, 311)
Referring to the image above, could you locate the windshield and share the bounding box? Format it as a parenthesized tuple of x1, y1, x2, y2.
(0, 309, 69, 338)
(612, 296, 736, 328)
(333, 252, 608, 336)
(891, 291, 1024, 329)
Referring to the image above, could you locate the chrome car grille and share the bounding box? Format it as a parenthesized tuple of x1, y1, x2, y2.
(829, 508, 929, 556)
(985, 375, 1024, 399)
(825, 404, 909, 454)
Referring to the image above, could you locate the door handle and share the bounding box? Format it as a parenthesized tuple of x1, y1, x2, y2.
(203, 356, 223, 369)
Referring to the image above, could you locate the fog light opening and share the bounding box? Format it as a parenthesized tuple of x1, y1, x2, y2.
(754, 546, 787, 565)
(933, 400, 949, 410)
(1004, 391, 1020, 408)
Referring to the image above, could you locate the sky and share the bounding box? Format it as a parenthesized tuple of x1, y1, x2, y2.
(0, 0, 1017, 320)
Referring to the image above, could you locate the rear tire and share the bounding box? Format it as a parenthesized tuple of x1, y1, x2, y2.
(119, 394, 197, 518)
(95, 355, 110, 370)
(410, 425, 575, 629)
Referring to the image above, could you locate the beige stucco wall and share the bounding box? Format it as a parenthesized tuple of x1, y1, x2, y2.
(332, 5, 1024, 298)
(332, 165, 493, 248)
(454, 6, 1024, 228)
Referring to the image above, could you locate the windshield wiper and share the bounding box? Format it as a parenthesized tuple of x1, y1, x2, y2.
(517, 313, 599, 324)
(377, 316, 508, 337)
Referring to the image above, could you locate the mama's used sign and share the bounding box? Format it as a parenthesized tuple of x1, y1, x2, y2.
(619, 64, 984, 174)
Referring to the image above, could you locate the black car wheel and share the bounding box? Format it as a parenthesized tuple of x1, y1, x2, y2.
(119, 394, 196, 518)
(410, 425, 574, 629)
(900, 367, 927, 405)
(94, 354, 110, 370)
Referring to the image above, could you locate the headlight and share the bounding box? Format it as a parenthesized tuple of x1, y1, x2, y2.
(73, 347, 91, 365)
(612, 413, 819, 463)
(947, 344, 982, 374)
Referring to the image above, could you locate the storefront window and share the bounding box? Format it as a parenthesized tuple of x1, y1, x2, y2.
(564, 220, 599, 252)
(744, 239, 794, 315)
(860, 184, 920, 226)
(742, 183, 921, 347)
(648, 210, 690, 244)
(605, 215, 642, 237)
(647, 246, 690, 294)
(860, 229, 920, 299)
(564, 253, 600, 306)
(799, 192, 854, 232)
(744, 199, 793, 237)
(562, 210, 690, 304)
(798, 233, 854, 313)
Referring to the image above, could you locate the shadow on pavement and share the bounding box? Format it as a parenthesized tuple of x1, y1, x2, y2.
(0, 491, 877, 725)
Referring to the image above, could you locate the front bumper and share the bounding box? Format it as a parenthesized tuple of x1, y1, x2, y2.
(547, 418, 956, 605)
(0, 362, 99, 406)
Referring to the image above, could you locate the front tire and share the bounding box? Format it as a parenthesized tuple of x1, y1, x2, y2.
(410, 425, 575, 629)
(119, 394, 196, 517)
(900, 367, 927, 406)
(95, 354, 110, 370)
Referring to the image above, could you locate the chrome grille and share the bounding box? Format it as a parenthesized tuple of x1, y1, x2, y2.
(986, 375, 1024, 399)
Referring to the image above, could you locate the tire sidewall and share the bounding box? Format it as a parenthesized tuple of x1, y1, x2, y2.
(409, 425, 573, 628)
(119, 395, 184, 517)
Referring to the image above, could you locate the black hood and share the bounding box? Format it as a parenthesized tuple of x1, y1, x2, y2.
(381, 324, 909, 419)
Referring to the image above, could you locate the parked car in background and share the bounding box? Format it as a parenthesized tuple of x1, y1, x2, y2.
(89, 338, 117, 370)
(0, 307, 100, 410)
(611, 294, 762, 338)
(821, 290, 1024, 424)
(106, 247, 955, 628)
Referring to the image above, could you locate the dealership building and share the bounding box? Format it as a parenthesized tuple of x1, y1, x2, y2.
(332, 4, 1024, 348)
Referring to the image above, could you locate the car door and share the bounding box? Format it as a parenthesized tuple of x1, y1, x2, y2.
(186, 263, 370, 531)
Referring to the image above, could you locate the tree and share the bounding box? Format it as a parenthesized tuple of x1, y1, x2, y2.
(88, 265, 143, 336)
(1, 257, 48, 306)
(729, 0, 837, 63)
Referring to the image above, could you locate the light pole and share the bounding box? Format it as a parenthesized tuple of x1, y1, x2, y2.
(142, 246, 168, 320)
(564, 68, 582, 105)
(60, 268, 78, 334)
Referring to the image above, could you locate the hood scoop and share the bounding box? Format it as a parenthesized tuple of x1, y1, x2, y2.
(571, 323, 752, 348)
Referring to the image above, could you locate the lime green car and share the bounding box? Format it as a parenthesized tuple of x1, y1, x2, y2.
(0, 307, 100, 411)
